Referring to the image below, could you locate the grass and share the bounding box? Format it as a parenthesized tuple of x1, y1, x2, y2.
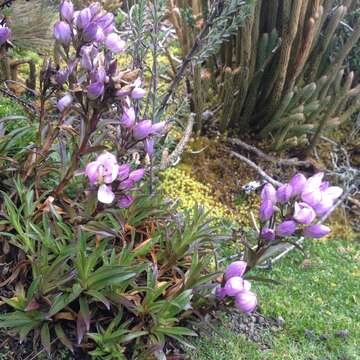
(192, 237, 360, 360)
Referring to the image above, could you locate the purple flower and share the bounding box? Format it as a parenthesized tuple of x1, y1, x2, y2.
(119, 179, 134, 190)
(323, 186, 343, 201)
(118, 194, 134, 208)
(293, 202, 316, 224)
(129, 168, 145, 182)
(276, 184, 293, 203)
(131, 87, 146, 100)
(97, 184, 115, 204)
(276, 220, 297, 237)
(313, 195, 333, 216)
(144, 138, 154, 156)
(301, 186, 322, 207)
(215, 286, 227, 300)
(91, 66, 106, 83)
(235, 290, 257, 314)
(85, 152, 119, 185)
(57, 93, 73, 112)
(224, 261, 247, 281)
(53, 21, 72, 45)
(83, 23, 99, 42)
(120, 107, 136, 128)
(118, 164, 130, 181)
(55, 68, 69, 85)
(95, 13, 114, 35)
(289, 173, 306, 196)
(320, 181, 330, 191)
(260, 183, 276, 204)
(0, 25, 11, 46)
(224, 276, 246, 297)
(261, 227, 275, 241)
(133, 120, 153, 140)
(60, 0, 74, 22)
(150, 121, 166, 135)
(259, 199, 274, 222)
(75, 8, 91, 29)
(80, 46, 94, 70)
(85, 161, 101, 185)
(87, 82, 104, 100)
(303, 224, 331, 238)
(105, 33, 125, 53)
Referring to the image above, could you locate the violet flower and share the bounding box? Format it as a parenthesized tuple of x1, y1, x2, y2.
(87, 82, 104, 100)
(105, 33, 125, 53)
(260, 183, 276, 204)
(235, 290, 257, 314)
(303, 224, 331, 238)
(60, 0, 74, 23)
(276, 183, 293, 203)
(53, 21, 72, 45)
(0, 25, 11, 46)
(261, 227, 275, 241)
(289, 173, 306, 196)
(144, 138, 154, 156)
(118, 194, 134, 208)
(120, 107, 136, 128)
(57, 93, 73, 112)
(276, 220, 297, 237)
(75, 8, 91, 29)
(259, 199, 274, 222)
(97, 184, 115, 204)
(224, 261, 247, 281)
(133, 120, 153, 140)
(224, 277, 246, 297)
(293, 202, 316, 224)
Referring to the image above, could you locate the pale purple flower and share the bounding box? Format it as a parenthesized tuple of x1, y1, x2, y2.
(55, 68, 69, 85)
(91, 66, 106, 83)
(85, 152, 119, 185)
(0, 25, 11, 46)
(303, 224, 331, 238)
(87, 82, 104, 100)
(95, 27, 105, 42)
(119, 179, 134, 190)
(224, 261, 247, 281)
(118, 164, 130, 181)
(276, 184, 293, 203)
(224, 276, 246, 296)
(129, 168, 145, 182)
(150, 121, 166, 135)
(75, 8, 91, 29)
(320, 181, 330, 191)
(83, 23, 98, 42)
(235, 290, 257, 314)
(260, 183, 276, 204)
(144, 138, 154, 156)
(289, 173, 306, 196)
(259, 199, 274, 222)
(133, 120, 153, 140)
(97, 184, 115, 204)
(53, 21, 72, 45)
(293, 202, 316, 224)
(120, 107, 136, 128)
(57, 93, 73, 112)
(323, 186, 343, 201)
(131, 87, 146, 100)
(276, 220, 297, 237)
(85, 161, 101, 185)
(60, 0, 74, 22)
(118, 194, 134, 208)
(105, 33, 125, 53)
(261, 227, 275, 241)
(95, 13, 114, 35)
(313, 195, 333, 216)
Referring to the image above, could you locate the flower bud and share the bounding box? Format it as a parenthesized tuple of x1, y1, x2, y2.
(87, 81, 104, 100)
(224, 276, 246, 297)
(0, 25, 11, 46)
(118, 164, 131, 181)
(85, 161, 101, 184)
(260, 183, 276, 204)
(235, 290, 257, 314)
(129, 168, 144, 182)
(53, 21, 72, 45)
(131, 87, 146, 100)
(120, 107, 136, 128)
(303, 224, 331, 238)
(323, 186, 343, 201)
(293, 202, 316, 224)
(60, 0, 74, 22)
(224, 261, 247, 281)
(276, 183, 293, 203)
(144, 138, 154, 156)
(57, 93, 73, 112)
(105, 33, 125, 53)
(55, 68, 69, 85)
(261, 227, 275, 241)
(96, 13, 115, 35)
(215, 286, 226, 300)
(289, 173, 306, 196)
(119, 179, 134, 190)
(118, 194, 134, 208)
(83, 23, 99, 42)
(133, 120, 152, 140)
(313, 195, 333, 216)
(259, 199, 274, 222)
(75, 8, 91, 29)
(276, 220, 297, 237)
(301, 185, 322, 207)
(150, 121, 166, 135)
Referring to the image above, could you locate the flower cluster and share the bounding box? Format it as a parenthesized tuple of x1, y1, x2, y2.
(85, 151, 145, 207)
(0, 23, 11, 46)
(259, 172, 343, 240)
(216, 261, 257, 314)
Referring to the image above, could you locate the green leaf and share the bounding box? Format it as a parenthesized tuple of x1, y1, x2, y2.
(41, 322, 51, 354)
(155, 326, 197, 337)
(55, 323, 74, 353)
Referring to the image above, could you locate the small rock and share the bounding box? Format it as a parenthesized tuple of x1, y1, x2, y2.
(257, 316, 265, 325)
(276, 316, 285, 327)
(304, 329, 316, 340)
(249, 322, 255, 335)
(335, 329, 349, 339)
